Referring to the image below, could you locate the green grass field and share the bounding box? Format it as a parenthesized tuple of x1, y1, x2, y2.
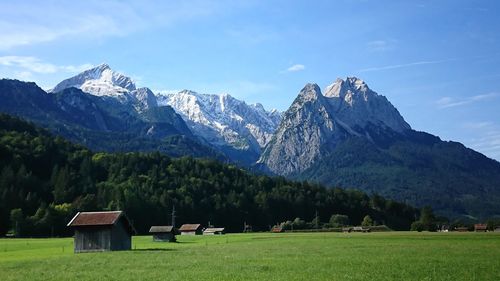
(0, 232, 499, 281)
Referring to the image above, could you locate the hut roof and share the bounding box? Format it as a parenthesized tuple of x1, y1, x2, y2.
(149, 226, 175, 233)
(179, 224, 202, 231)
(67, 211, 136, 234)
(204, 227, 225, 233)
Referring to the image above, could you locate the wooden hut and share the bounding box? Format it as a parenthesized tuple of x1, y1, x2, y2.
(203, 227, 225, 235)
(149, 226, 176, 242)
(474, 224, 487, 232)
(179, 224, 202, 235)
(67, 211, 135, 253)
(455, 227, 469, 232)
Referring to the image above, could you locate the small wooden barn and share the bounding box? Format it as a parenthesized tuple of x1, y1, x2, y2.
(179, 224, 202, 235)
(149, 226, 176, 242)
(203, 227, 225, 235)
(67, 211, 135, 253)
(474, 224, 487, 232)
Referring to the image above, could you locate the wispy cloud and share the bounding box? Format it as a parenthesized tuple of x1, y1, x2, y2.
(0, 1, 239, 50)
(0, 56, 92, 75)
(0, 2, 138, 50)
(359, 59, 454, 72)
(366, 40, 396, 52)
(285, 64, 305, 72)
(462, 121, 494, 129)
(461, 121, 500, 161)
(436, 93, 499, 108)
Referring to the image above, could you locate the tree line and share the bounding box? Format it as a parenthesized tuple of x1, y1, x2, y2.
(0, 114, 422, 236)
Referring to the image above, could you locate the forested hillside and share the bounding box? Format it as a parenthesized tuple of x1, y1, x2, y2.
(0, 114, 419, 236)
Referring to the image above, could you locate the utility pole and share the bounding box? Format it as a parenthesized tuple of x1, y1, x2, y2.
(171, 205, 176, 228)
(315, 210, 319, 229)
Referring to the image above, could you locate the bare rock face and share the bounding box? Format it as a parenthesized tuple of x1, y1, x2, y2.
(157, 90, 281, 155)
(259, 78, 411, 176)
(324, 77, 410, 133)
(130, 87, 158, 111)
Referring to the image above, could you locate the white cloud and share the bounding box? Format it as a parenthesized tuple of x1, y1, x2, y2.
(462, 121, 494, 129)
(366, 40, 396, 52)
(0, 1, 239, 50)
(0, 56, 92, 75)
(359, 59, 454, 72)
(286, 64, 305, 72)
(461, 121, 500, 161)
(436, 93, 499, 108)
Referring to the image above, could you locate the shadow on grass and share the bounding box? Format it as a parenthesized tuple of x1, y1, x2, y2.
(133, 248, 176, 252)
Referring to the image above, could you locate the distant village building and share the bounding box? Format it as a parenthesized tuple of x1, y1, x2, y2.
(474, 224, 488, 232)
(438, 225, 449, 232)
(203, 227, 225, 235)
(343, 226, 370, 233)
(149, 226, 176, 242)
(455, 227, 469, 232)
(179, 224, 202, 235)
(67, 211, 135, 253)
(271, 226, 284, 233)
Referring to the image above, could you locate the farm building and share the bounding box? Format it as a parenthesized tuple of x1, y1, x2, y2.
(271, 226, 284, 233)
(474, 224, 487, 232)
(179, 224, 202, 235)
(455, 227, 469, 232)
(343, 226, 370, 233)
(203, 227, 225, 235)
(149, 226, 176, 242)
(67, 211, 135, 253)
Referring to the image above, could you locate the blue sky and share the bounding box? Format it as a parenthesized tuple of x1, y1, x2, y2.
(0, 0, 499, 161)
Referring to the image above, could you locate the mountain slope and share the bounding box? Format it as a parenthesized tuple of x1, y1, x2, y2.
(158, 90, 281, 164)
(0, 79, 220, 159)
(260, 78, 500, 218)
(51, 64, 282, 165)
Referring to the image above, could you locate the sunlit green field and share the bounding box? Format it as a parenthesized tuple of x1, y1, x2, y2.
(0, 232, 499, 281)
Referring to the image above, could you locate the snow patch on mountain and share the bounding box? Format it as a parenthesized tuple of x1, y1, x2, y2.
(51, 64, 136, 97)
(157, 90, 281, 153)
(50, 64, 159, 110)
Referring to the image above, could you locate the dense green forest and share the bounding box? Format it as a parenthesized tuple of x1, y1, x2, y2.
(0, 114, 421, 236)
(299, 125, 500, 219)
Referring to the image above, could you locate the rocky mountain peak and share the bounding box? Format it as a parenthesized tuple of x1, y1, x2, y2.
(157, 89, 282, 160)
(324, 77, 369, 99)
(290, 83, 324, 110)
(260, 78, 413, 175)
(130, 87, 158, 110)
(51, 64, 136, 98)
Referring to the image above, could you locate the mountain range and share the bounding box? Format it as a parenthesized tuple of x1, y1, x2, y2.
(157, 90, 281, 164)
(1, 64, 499, 219)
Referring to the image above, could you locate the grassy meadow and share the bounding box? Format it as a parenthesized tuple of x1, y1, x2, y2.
(0, 232, 499, 281)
